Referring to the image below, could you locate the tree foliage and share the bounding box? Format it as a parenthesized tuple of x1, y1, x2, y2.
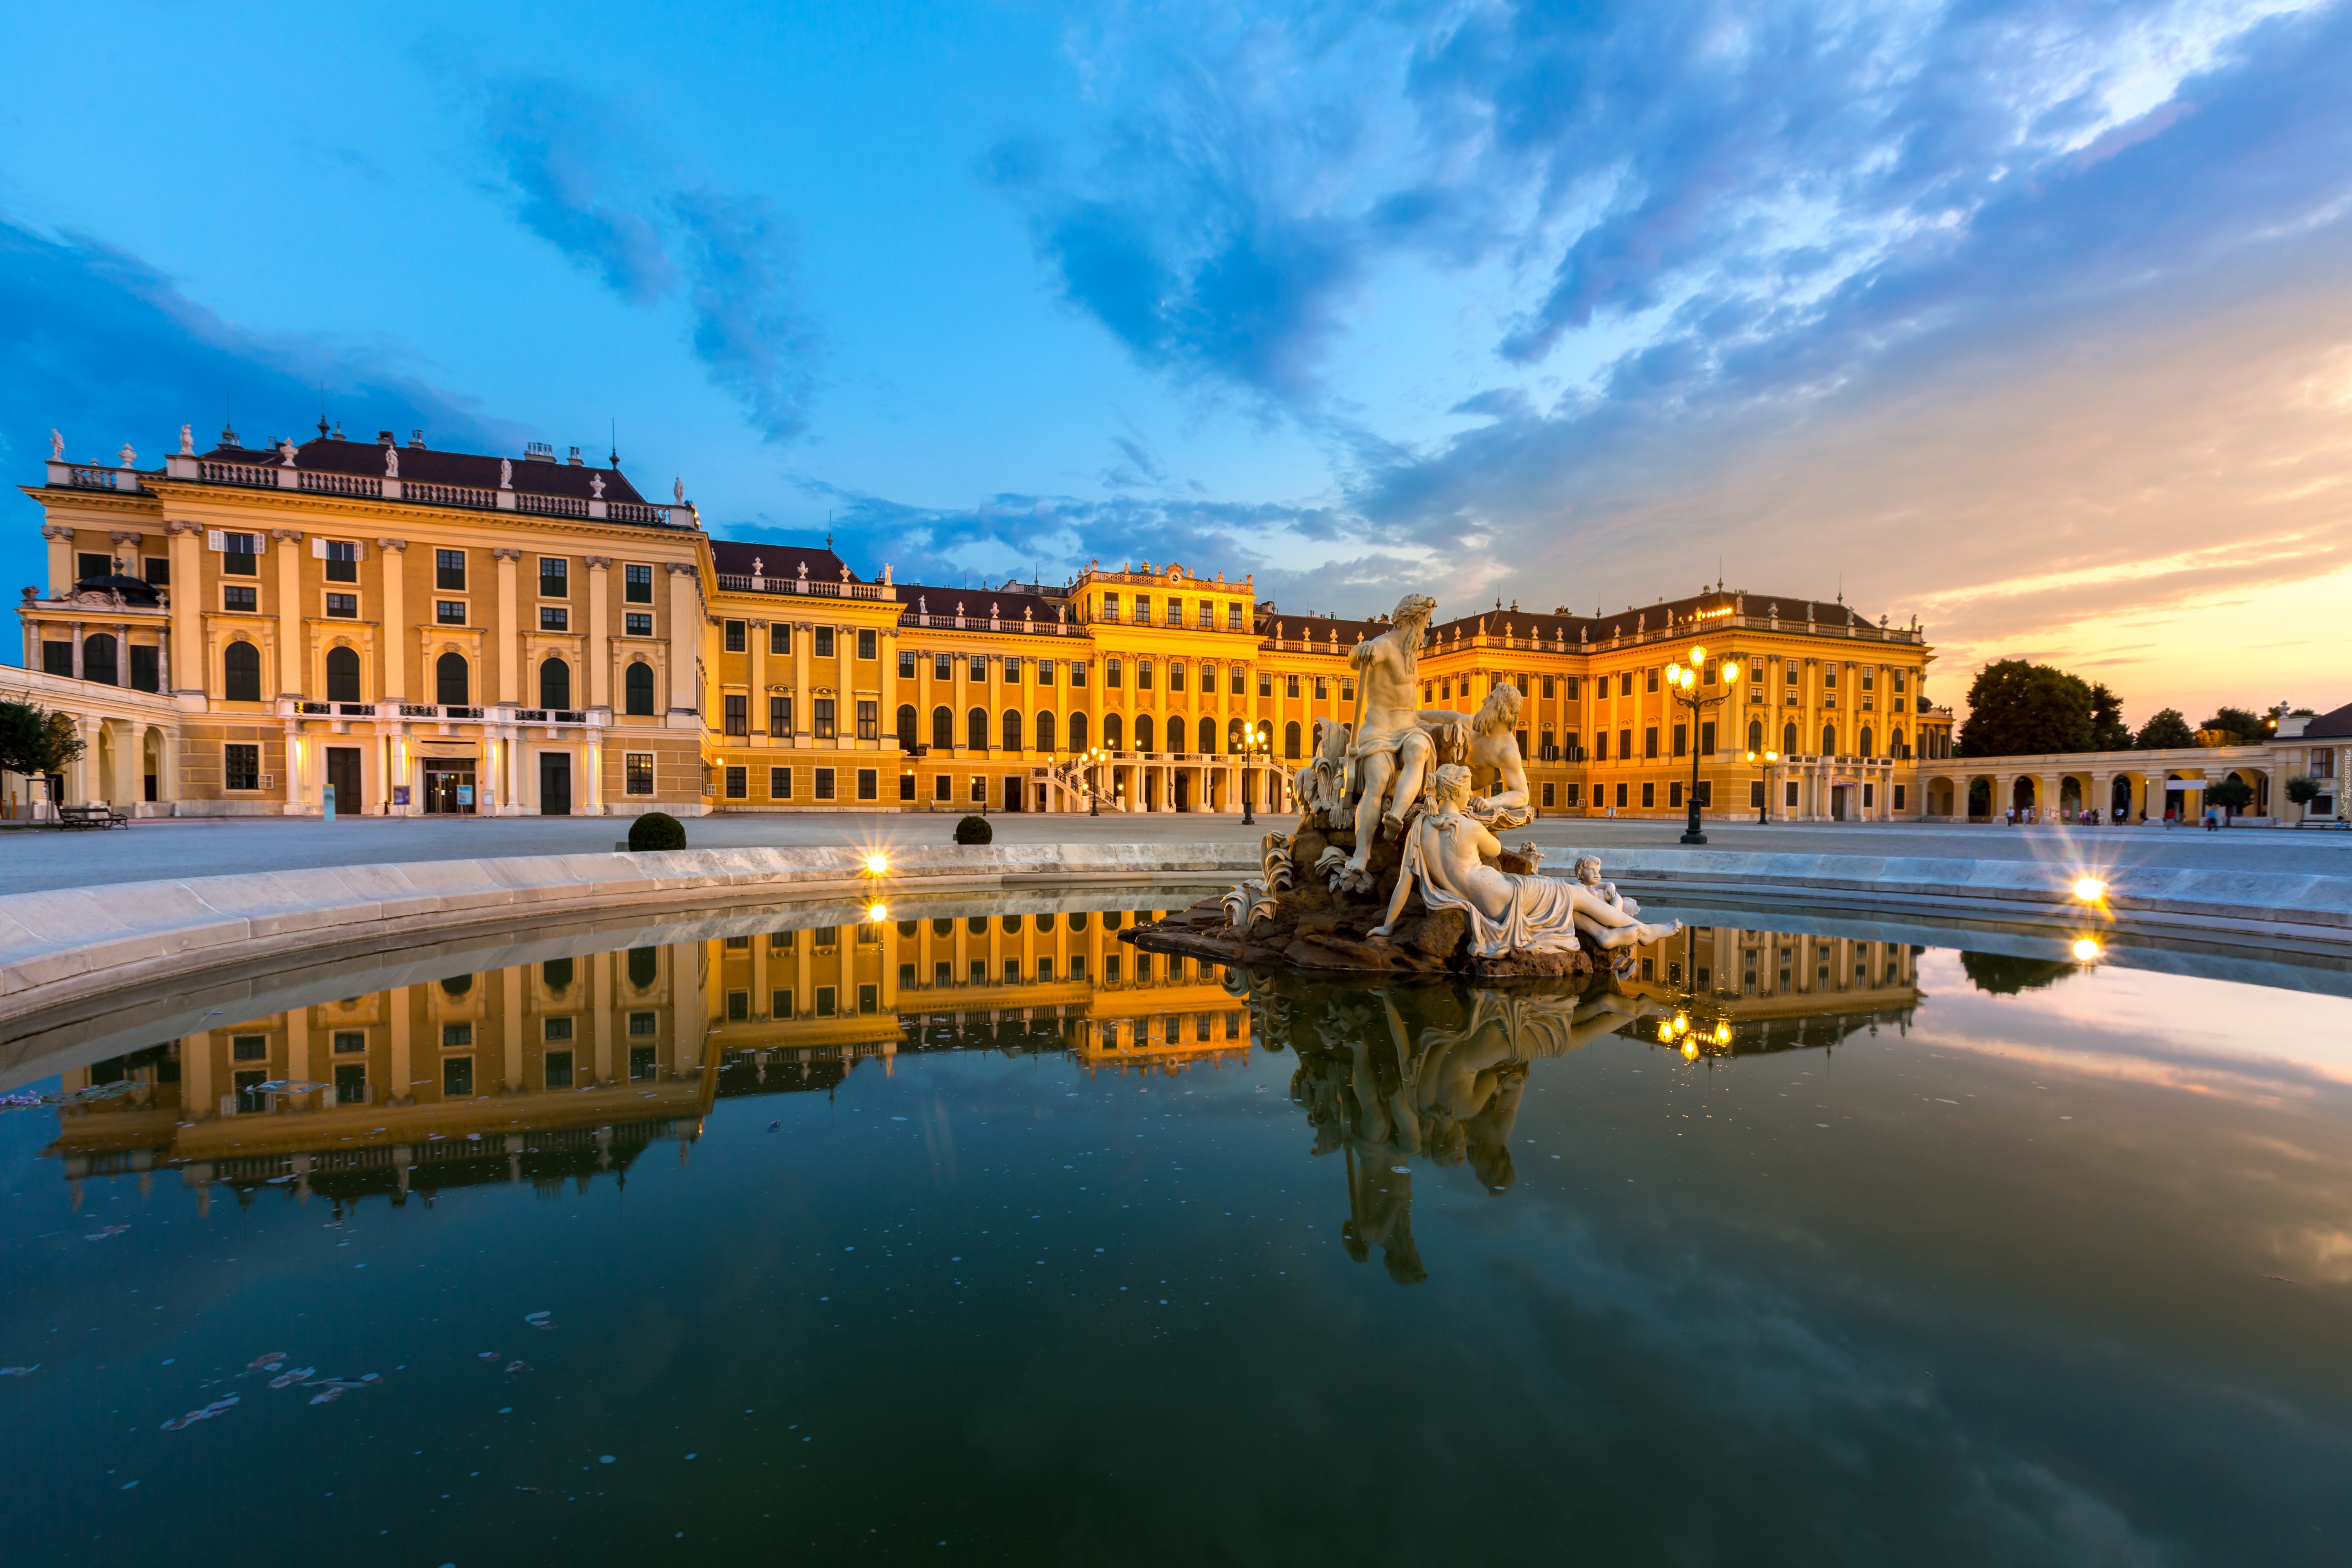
(2088, 683, 2132, 750)
(1957, 660, 2095, 757)
(2285, 776, 2324, 806)
(2201, 706, 2268, 745)
(2205, 775, 2255, 818)
(627, 811, 686, 851)
(0, 699, 85, 779)
(2135, 708, 2196, 749)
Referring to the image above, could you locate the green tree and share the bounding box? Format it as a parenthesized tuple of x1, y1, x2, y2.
(2285, 776, 2324, 808)
(2205, 775, 2255, 821)
(1957, 660, 2094, 757)
(0, 698, 85, 780)
(2202, 706, 2267, 745)
(2088, 683, 2132, 750)
(2135, 708, 2195, 749)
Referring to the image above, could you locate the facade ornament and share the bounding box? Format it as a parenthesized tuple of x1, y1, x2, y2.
(752, 557, 764, 576)
(377, 538, 408, 552)
(384, 445, 398, 478)
(180, 424, 194, 455)
(673, 477, 685, 504)
(50, 429, 64, 460)
(500, 457, 513, 489)
(797, 561, 808, 581)
(918, 595, 928, 614)
(582, 555, 610, 568)
(882, 564, 892, 585)
(840, 563, 851, 582)
(590, 474, 605, 498)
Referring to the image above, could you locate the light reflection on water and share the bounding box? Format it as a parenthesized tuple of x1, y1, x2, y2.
(5, 907, 2349, 1566)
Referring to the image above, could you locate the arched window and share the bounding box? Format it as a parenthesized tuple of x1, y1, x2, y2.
(1002, 710, 1022, 752)
(1891, 727, 1906, 759)
(1284, 720, 1302, 759)
(440, 974, 472, 998)
(1822, 724, 1837, 756)
(1228, 717, 1245, 751)
(83, 633, 119, 686)
(1199, 716, 1216, 754)
(437, 651, 470, 706)
(1135, 714, 1155, 754)
(624, 661, 655, 716)
(1068, 711, 1089, 752)
(896, 704, 918, 750)
(1103, 713, 1122, 750)
(1746, 718, 1762, 753)
(539, 657, 571, 711)
(326, 646, 361, 703)
(223, 640, 261, 702)
(1859, 726, 1875, 758)
(932, 705, 953, 750)
(1036, 711, 1056, 753)
(1782, 721, 1799, 756)
(968, 708, 988, 751)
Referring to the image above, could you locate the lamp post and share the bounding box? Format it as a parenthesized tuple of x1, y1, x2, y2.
(1239, 724, 1271, 825)
(1086, 746, 1105, 817)
(1663, 646, 1741, 846)
(1745, 748, 1778, 824)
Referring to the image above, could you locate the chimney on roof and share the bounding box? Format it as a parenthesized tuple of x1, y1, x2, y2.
(526, 442, 555, 462)
(408, 430, 425, 449)
(567, 446, 583, 466)
(378, 430, 396, 445)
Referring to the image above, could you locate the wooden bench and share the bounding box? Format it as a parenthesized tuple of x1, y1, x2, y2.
(56, 804, 128, 830)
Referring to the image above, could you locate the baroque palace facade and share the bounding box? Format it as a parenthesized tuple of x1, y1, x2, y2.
(16, 426, 1956, 821)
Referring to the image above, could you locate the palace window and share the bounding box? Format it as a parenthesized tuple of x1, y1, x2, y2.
(1228, 603, 1245, 630)
(625, 662, 656, 714)
(1646, 668, 1660, 693)
(724, 695, 748, 736)
(1314, 675, 1328, 701)
(324, 539, 359, 582)
(436, 549, 466, 590)
(858, 629, 877, 660)
(225, 743, 260, 790)
(539, 558, 568, 598)
(814, 768, 836, 800)
(1198, 602, 1215, 628)
(626, 612, 652, 636)
(625, 563, 653, 603)
(1286, 674, 1301, 699)
(626, 753, 654, 794)
(436, 600, 465, 625)
(225, 584, 257, 613)
(857, 700, 879, 740)
(1107, 658, 1123, 688)
(815, 627, 835, 658)
(771, 624, 792, 655)
(772, 766, 791, 799)
(221, 533, 257, 576)
(725, 621, 746, 652)
(540, 606, 568, 631)
(967, 654, 984, 681)
(1620, 673, 1634, 697)
(724, 766, 747, 799)
(326, 592, 358, 619)
(1038, 659, 1055, 686)
(934, 652, 952, 680)
(1138, 660, 1154, 691)
(813, 698, 836, 740)
(899, 650, 916, 678)
(1260, 672, 1273, 697)
(1169, 662, 1185, 693)
(1070, 661, 1086, 688)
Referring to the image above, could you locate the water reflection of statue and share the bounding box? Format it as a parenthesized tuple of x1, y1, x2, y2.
(1286, 977, 1668, 1284)
(1377, 765, 1681, 957)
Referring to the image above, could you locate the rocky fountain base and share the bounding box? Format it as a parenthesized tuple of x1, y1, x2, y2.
(1125, 822, 1610, 979)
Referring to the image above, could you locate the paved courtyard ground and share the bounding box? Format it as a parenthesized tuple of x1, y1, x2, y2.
(3, 809, 2347, 894)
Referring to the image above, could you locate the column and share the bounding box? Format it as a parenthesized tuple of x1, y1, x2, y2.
(283, 722, 302, 815)
(42, 524, 73, 596)
(388, 986, 413, 1103)
(585, 557, 611, 712)
(71, 621, 84, 679)
(273, 530, 303, 695)
(585, 736, 604, 815)
(748, 619, 768, 737)
(113, 621, 130, 686)
(493, 549, 522, 705)
(835, 620, 853, 750)
(592, 954, 614, 1085)
(167, 523, 204, 698)
(286, 1010, 311, 1109)
(666, 564, 700, 717)
(377, 539, 408, 701)
(880, 628, 898, 756)
(502, 965, 524, 1093)
(792, 619, 813, 740)
(183, 1032, 213, 1122)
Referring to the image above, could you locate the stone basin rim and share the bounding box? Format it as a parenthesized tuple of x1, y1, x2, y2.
(0, 843, 2344, 1031)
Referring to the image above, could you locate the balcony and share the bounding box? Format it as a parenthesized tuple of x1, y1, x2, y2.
(716, 573, 891, 601)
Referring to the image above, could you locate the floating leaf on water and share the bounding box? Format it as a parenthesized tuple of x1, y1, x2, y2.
(524, 1311, 553, 1329)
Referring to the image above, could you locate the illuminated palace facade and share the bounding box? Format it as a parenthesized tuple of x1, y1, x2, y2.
(18, 429, 1952, 822)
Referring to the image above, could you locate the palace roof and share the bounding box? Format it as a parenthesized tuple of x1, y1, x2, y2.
(708, 538, 863, 583)
(197, 433, 654, 506)
(2301, 699, 2352, 740)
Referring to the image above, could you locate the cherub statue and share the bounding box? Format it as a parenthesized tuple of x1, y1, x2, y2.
(1373, 765, 1679, 958)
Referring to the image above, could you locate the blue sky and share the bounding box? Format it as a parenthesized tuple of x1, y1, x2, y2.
(7, 0, 2350, 723)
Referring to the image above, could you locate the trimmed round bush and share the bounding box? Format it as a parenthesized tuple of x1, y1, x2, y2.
(954, 814, 993, 845)
(628, 811, 687, 852)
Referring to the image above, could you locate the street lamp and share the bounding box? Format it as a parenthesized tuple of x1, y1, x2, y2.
(1662, 646, 1740, 845)
(1086, 746, 1106, 817)
(1745, 748, 1778, 824)
(1239, 722, 1272, 825)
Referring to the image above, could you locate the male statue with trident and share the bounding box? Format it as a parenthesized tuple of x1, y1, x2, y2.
(1337, 592, 1452, 888)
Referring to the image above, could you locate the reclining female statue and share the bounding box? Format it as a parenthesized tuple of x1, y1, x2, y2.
(1372, 765, 1682, 958)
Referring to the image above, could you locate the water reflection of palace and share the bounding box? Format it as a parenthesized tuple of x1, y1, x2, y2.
(40, 905, 1251, 1205)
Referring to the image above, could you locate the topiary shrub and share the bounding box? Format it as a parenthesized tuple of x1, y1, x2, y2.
(954, 814, 993, 845)
(628, 811, 686, 851)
